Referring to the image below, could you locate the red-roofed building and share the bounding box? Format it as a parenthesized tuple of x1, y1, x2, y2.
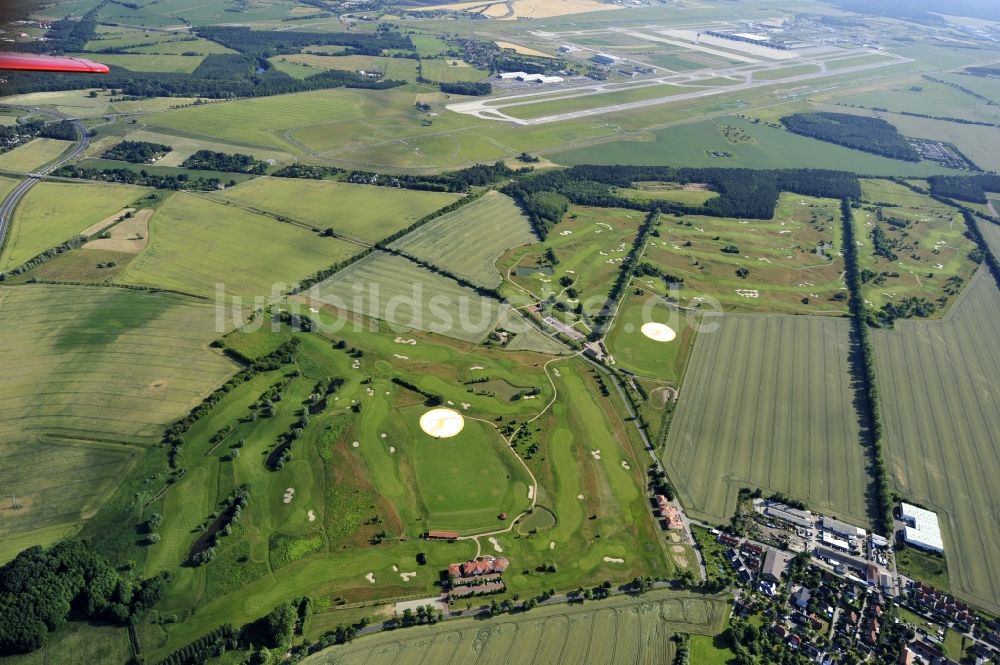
(448, 556, 510, 581)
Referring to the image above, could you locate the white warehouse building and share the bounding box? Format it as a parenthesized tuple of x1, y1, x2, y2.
(497, 72, 564, 84)
(900, 502, 944, 554)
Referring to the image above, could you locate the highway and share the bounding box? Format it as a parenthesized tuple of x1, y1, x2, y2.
(0, 109, 91, 259)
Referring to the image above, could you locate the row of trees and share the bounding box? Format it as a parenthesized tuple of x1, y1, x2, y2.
(927, 174, 1000, 203)
(53, 164, 230, 191)
(840, 199, 894, 534)
(0, 541, 170, 655)
(781, 112, 920, 162)
(348, 161, 520, 194)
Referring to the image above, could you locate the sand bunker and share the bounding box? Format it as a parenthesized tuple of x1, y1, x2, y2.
(400, 572, 416, 581)
(283, 488, 295, 504)
(590, 449, 602, 460)
(620, 460, 631, 470)
(420, 408, 465, 438)
(549, 541, 556, 550)
(603, 556, 625, 563)
(489, 537, 504, 553)
(389, 446, 396, 453)
(307, 510, 316, 522)
(641, 322, 677, 342)
(365, 572, 376, 584)
(392, 565, 399, 572)
(577, 494, 585, 500)
(527, 486, 534, 500)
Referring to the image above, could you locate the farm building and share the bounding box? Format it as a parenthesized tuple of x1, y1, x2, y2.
(900, 503, 944, 553)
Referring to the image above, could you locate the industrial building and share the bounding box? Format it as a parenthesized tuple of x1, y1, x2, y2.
(899, 503, 944, 554)
(497, 71, 564, 84)
(821, 516, 866, 539)
(591, 53, 619, 65)
(765, 502, 814, 530)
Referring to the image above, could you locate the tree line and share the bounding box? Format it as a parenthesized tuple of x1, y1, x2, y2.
(781, 112, 920, 162)
(840, 198, 894, 534)
(53, 164, 230, 191)
(927, 174, 1000, 203)
(194, 26, 413, 57)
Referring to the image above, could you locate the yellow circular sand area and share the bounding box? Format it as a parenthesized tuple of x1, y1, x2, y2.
(419, 408, 465, 438)
(641, 322, 677, 342)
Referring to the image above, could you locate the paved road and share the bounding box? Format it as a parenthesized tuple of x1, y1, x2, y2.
(0, 109, 91, 258)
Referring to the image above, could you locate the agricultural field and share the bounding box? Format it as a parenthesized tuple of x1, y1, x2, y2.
(389, 191, 537, 287)
(207, 177, 462, 243)
(268, 54, 419, 82)
(838, 76, 1000, 125)
(420, 58, 490, 83)
(853, 179, 979, 314)
(0, 89, 111, 117)
(664, 314, 871, 527)
(302, 590, 728, 665)
(312, 251, 502, 343)
(119, 192, 359, 298)
(121, 129, 294, 166)
(641, 193, 849, 315)
(0, 138, 70, 172)
(554, 117, 962, 176)
(0, 181, 148, 271)
(882, 111, 1000, 172)
(873, 270, 1000, 613)
(502, 206, 642, 318)
(0, 285, 236, 554)
(70, 52, 206, 73)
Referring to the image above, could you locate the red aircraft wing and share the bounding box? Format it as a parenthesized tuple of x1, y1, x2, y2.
(0, 52, 109, 74)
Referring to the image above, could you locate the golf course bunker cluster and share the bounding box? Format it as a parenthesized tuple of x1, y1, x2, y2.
(419, 407, 466, 438)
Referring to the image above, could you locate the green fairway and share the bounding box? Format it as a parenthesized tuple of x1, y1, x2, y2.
(390, 191, 537, 287)
(553, 117, 962, 176)
(0, 621, 131, 665)
(314, 251, 503, 343)
(0, 138, 71, 172)
(118, 192, 359, 298)
(873, 270, 1000, 613)
(854, 179, 979, 315)
(616, 182, 719, 206)
(0, 181, 149, 271)
(207, 177, 462, 243)
(604, 292, 696, 383)
(503, 206, 642, 319)
(641, 193, 848, 315)
(302, 590, 728, 665)
(664, 314, 871, 527)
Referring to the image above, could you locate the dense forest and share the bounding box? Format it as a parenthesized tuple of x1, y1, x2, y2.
(181, 150, 267, 174)
(440, 81, 492, 96)
(781, 112, 920, 162)
(102, 140, 172, 163)
(927, 174, 1000, 203)
(0, 541, 169, 655)
(503, 165, 861, 238)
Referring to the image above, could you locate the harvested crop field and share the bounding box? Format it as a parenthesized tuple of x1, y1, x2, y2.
(119, 192, 359, 297)
(0, 138, 70, 172)
(873, 270, 1000, 613)
(302, 590, 728, 665)
(390, 191, 537, 287)
(207, 178, 461, 243)
(314, 251, 502, 343)
(664, 314, 871, 526)
(82, 208, 153, 253)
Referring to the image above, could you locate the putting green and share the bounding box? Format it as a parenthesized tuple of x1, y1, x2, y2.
(419, 408, 465, 438)
(641, 322, 677, 342)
